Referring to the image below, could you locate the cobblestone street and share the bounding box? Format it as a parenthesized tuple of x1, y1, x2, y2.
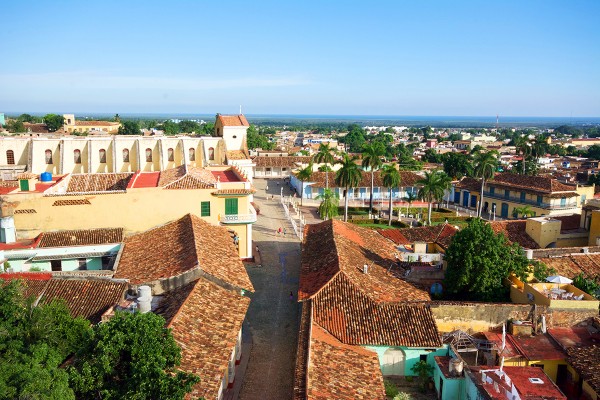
(238, 179, 302, 400)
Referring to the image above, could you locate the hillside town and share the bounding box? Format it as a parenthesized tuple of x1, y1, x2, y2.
(0, 112, 599, 400)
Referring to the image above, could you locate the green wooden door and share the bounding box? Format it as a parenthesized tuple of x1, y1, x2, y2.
(19, 180, 29, 191)
(225, 198, 238, 215)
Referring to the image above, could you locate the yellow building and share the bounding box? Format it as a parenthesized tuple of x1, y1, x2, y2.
(455, 173, 593, 219)
(63, 114, 121, 134)
(0, 165, 256, 258)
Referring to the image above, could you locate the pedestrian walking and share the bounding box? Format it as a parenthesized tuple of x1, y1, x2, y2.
(283, 228, 287, 236)
(278, 227, 283, 235)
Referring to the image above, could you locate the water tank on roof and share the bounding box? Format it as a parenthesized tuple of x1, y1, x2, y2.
(40, 172, 52, 182)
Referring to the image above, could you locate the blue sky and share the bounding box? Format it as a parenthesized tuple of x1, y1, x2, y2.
(1, 0, 599, 116)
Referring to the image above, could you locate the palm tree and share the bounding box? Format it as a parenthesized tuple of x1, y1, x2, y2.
(296, 163, 313, 206)
(473, 150, 499, 218)
(316, 188, 339, 221)
(417, 170, 449, 225)
(404, 191, 418, 216)
(513, 205, 534, 219)
(313, 143, 335, 189)
(514, 136, 531, 175)
(335, 154, 362, 222)
(361, 143, 383, 215)
(381, 164, 401, 226)
(436, 172, 452, 210)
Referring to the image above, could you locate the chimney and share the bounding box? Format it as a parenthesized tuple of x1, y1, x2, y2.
(137, 285, 152, 314)
(525, 249, 533, 260)
(363, 264, 369, 274)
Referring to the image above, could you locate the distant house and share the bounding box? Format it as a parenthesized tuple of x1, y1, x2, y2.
(294, 220, 443, 399)
(63, 114, 120, 134)
(290, 170, 422, 201)
(253, 155, 311, 178)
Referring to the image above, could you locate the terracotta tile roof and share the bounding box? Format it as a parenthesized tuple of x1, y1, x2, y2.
(159, 165, 217, 190)
(52, 199, 91, 206)
(554, 214, 581, 232)
(115, 214, 252, 291)
(16, 172, 37, 179)
(299, 170, 422, 189)
(23, 122, 52, 133)
(300, 220, 430, 302)
(14, 209, 37, 214)
(159, 278, 250, 400)
(211, 169, 244, 183)
(567, 345, 600, 394)
(227, 150, 249, 160)
(0, 275, 126, 324)
(477, 366, 567, 400)
(455, 177, 481, 192)
(377, 224, 458, 249)
(254, 156, 311, 167)
(489, 220, 540, 249)
(38, 228, 124, 248)
(211, 189, 256, 195)
(218, 114, 249, 127)
(72, 120, 119, 127)
(67, 173, 134, 192)
(547, 327, 600, 350)
(0, 272, 52, 298)
(312, 273, 440, 347)
(293, 300, 312, 400)
(536, 253, 600, 279)
(306, 323, 385, 400)
(490, 173, 578, 195)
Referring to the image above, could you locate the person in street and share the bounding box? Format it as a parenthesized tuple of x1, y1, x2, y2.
(233, 233, 239, 246)
(278, 227, 283, 235)
(283, 228, 287, 236)
(289, 291, 294, 302)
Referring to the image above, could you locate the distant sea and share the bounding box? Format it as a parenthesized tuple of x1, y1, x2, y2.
(10, 112, 600, 128)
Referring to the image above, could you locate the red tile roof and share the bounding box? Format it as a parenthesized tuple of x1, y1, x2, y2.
(38, 228, 123, 248)
(547, 327, 600, 350)
(158, 278, 250, 400)
(300, 220, 430, 302)
(553, 214, 581, 232)
(306, 324, 385, 400)
(128, 171, 160, 188)
(489, 220, 540, 249)
(457, 173, 579, 197)
(0, 275, 126, 324)
(377, 224, 458, 249)
(567, 345, 600, 395)
(67, 173, 134, 192)
(536, 253, 600, 280)
(158, 165, 216, 190)
(481, 331, 523, 359)
(211, 169, 243, 183)
(0, 236, 42, 250)
(217, 114, 249, 127)
(115, 214, 252, 291)
(72, 120, 119, 127)
(300, 220, 439, 348)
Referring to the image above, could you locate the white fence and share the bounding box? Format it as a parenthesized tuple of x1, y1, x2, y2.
(281, 195, 305, 240)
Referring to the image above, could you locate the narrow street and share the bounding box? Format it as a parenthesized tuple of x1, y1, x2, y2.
(238, 179, 302, 400)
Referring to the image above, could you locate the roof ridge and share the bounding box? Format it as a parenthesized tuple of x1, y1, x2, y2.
(165, 278, 201, 328)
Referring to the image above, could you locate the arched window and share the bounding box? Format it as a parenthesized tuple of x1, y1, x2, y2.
(6, 150, 15, 165)
(145, 148, 153, 162)
(122, 149, 130, 163)
(99, 149, 106, 163)
(167, 148, 174, 162)
(189, 148, 195, 161)
(73, 149, 81, 164)
(208, 147, 215, 161)
(45, 149, 53, 164)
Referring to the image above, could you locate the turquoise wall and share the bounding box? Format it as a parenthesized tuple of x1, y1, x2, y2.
(433, 360, 466, 400)
(16, 257, 103, 272)
(364, 345, 447, 376)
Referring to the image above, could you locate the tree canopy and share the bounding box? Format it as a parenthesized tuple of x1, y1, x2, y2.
(43, 114, 64, 132)
(443, 218, 533, 301)
(118, 120, 140, 135)
(247, 124, 274, 150)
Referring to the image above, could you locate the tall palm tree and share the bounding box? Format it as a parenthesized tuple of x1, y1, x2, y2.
(381, 164, 401, 226)
(404, 191, 418, 216)
(313, 143, 335, 189)
(436, 172, 452, 210)
(417, 170, 449, 225)
(473, 150, 499, 218)
(335, 154, 362, 222)
(296, 163, 313, 206)
(514, 136, 531, 175)
(316, 188, 339, 221)
(361, 143, 383, 215)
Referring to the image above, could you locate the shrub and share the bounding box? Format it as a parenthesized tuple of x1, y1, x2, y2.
(410, 360, 434, 393)
(394, 393, 412, 400)
(384, 379, 399, 397)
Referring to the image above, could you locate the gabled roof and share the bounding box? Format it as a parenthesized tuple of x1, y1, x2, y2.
(299, 170, 422, 189)
(489, 220, 540, 249)
(38, 228, 123, 248)
(377, 224, 458, 249)
(491, 172, 577, 193)
(155, 278, 250, 400)
(567, 345, 600, 394)
(67, 173, 134, 193)
(0, 275, 126, 324)
(157, 165, 217, 190)
(300, 220, 439, 348)
(115, 214, 253, 291)
(217, 114, 249, 127)
(300, 220, 429, 302)
(306, 324, 385, 400)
